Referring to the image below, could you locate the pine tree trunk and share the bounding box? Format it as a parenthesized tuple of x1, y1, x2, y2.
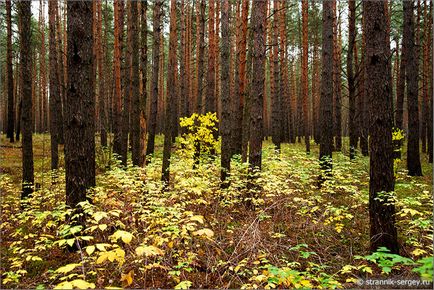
(404, 0, 422, 176)
(49, 0, 61, 170)
(162, 0, 178, 184)
(301, 0, 310, 153)
(364, 0, 399, 254)
(6, 0, 14, 142)
(220, 0, 231, 184)
(146, 1, 162, 157)
(195, 0, 205, 114)
(140, 0, 148, 166)
(248, 0, 266, 171)
(348, 0, 357, 159)
(206, 0, 216, 114)
(97, 0, 107, 148)
(113, 0, 123, 157)
(131, 1, 140, 166)
(65, 0, 95, 209)
(19, 0, 34, 199)
(319, 0, 334, 172)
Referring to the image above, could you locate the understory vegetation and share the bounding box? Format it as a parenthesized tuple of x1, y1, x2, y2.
(1, 134, 432, 289)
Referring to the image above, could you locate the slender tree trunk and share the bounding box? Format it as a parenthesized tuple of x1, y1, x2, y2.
(220, 0, 231, 184)
(195, 0, 205, 114)
(348, 0, 357, 159)
(395, 41, 406, 130)
(270, 1, 281, 151)
(301, 0, 310, 153)
(56, 4, 65, 145)
(404, 0, 422, 176)
(206, 0, 217, 114)
(19, 1, 34, 199)
(140, 0, 148, 166)
(241, 21, 253, 162)
(248, 0, 266, 171)
(162, 0, 178, 184)
(319, 0, 334, 172)
(359, 16, 369, 156)
(130, 1, 140, 166)
(364, 0, 399, 254)
(49, 0, 61, 170)
(6, 0, 14, 142)
(97, 0, 107, 148)
(65, 0, 95, 210)
(113, 0, 123, 157)
(146, 1, 162, 157)
(427, 2, 433, 163)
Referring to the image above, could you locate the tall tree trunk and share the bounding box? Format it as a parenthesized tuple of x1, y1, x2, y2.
(146, 1, 162, 157)
(195, 0, 205, 114)
(404, 0, 423, 176)
(364, 0, 399, 254)
(348, 0, 357, 159)
(427, 2, 433, 164)
(113, 0, 123, 157)
(206, 0, 217, 114)
(395, 40, 406, 130)
(301, 0, 310, 153)
(319, 0, 334, 172)
(19, 1, 34, 199)
(38, 0, 47, 134)
(248, 0, 266, 171)
(97, 0, 107, 148)
(162, 0, 178, 184)
(56, 4, 65, 145)
(49, 0, 61, 170)
(359, 16, 369, 156)
(140, 0, 148, 166)
(220, 0, 231, 184)
(333, 0, 342, 151)
(6, 0, 14, 142)
(130, 1, 140, 166)
(65, 0, 95, 210)
(271, 1, 281, 151)
(420, 0, 429, 154)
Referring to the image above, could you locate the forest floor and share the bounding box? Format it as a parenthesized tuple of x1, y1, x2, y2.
(0, 134, 433, 289)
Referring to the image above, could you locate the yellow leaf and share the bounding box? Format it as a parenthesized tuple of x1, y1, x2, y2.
(189, 215, 204, 224)
(86, 245, 95, 256)
(98, 224, 107, 231)
(120, 270, 134, 287)
(412, 248, 427, 256)
(55, 263, 81, 274)
(70, 279, 96, 289)
(54, 281, 73, 289)
(110, 230, 134, 244)
(193, 228, 214, 238)
(135, 245, 164, 257)
(93, 211, 108, 223)
(174, 280, 192, 289)
(66, 238, 75, 247)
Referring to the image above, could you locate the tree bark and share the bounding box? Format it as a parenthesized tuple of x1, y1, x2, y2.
(302, 0, 310, 154)
(49, 0, 61, 170)
(131, 1, 140, 166)
(65, 0, 95, 209)
(220, 0, 231, 185)
(19, 1, 34, 199)
(146, 1, 162, 157)
(404, 0, 422, 176)
(162, 0, 178, 184)
(364, 0, 399, 254)
(6, 0, 14, 142)
(206, 0, 217, 114)
(319, 0, 334, 172)
(348, 0, 356, 159)
(248, 0, 266, 171)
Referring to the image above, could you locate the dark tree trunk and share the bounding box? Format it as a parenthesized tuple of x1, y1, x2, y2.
(319, 0, 333, 172)
(65, 0, 95, 209)
(206, 0, 216, 114)
(395, 42, 406, 130)
(6, 0, 14, 143)
(333, 2, 342, 152)
(140, 0, 148, 166)
(364, 0, 399, 254)
(97, 1, 107, 148)
(146, 1, 162, 157)
(241, 24, 253, 163)
(162, 0, 178, 184)
(220, 0, 231, 185)
(131, 1, 140, 166)
(49, 0, 61, 170)
(428, 2, 433, 164)
(248, 0, 266, 171)
(19, 1, 34, 199)
(347, 0, 357, 159)
(196, 0, 205, 114)
(359, 18, 369, 157)
(271, 1, 281, 152)
(301, 0, 310, 154)
(404, 0, 422, 176)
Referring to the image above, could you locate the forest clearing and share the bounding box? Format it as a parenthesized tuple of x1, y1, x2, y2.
(0, 0, 433, 289)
